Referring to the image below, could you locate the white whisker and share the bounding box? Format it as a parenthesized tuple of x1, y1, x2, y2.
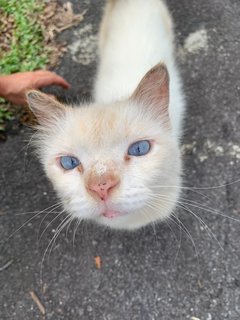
(38, 208, 66, 244)
(40, 215, 73, 287)
(73, 219, 82, 248)
(147, 193, 226, 251)
(151, 178, 240, 191)
(5, 201, 64, 243)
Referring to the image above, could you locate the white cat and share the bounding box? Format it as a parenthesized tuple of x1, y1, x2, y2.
(27, 0, 185, 230)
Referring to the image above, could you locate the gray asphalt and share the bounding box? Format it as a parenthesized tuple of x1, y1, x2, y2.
(1, 0, 240, 319)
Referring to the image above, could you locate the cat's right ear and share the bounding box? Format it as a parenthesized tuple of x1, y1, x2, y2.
(26, 90, 66, 127)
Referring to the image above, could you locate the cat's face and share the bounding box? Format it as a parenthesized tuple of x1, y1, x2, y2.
(27, 64, 181, 230)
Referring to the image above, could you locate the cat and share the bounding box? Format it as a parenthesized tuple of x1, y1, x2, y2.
(26, 0, 185, 230)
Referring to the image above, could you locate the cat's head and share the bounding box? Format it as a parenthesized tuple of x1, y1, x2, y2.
(27, 64, 181, 230)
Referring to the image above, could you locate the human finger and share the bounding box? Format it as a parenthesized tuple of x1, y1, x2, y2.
(34, 71, 70, 89)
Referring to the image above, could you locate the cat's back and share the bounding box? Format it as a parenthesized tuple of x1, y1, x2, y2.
(94, 0, 174, 103)
(94, 0, 185, 138)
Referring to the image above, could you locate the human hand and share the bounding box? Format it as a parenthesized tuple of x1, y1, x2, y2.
(0, 70, 70, 105)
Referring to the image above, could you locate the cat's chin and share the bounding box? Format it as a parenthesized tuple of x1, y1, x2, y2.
(93, 205, 174, 231)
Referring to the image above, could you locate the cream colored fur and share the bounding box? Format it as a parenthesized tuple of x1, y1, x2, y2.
(27, 0, 185, 230)
(94, 0, 184, 138)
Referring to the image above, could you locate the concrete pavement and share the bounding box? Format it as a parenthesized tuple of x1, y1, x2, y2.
(1, 0, 240, 319)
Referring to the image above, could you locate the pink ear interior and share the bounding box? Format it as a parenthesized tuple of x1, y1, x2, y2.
(131, 63, 169, 121)
(26, 90, 66, 126)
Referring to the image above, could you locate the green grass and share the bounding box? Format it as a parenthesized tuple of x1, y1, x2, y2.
(0, 0, 49, 133)
(0, 104, 14, 131)
(0, 0, 48, 74)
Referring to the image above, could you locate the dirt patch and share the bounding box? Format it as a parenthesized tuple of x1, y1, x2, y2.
(39, 0, 86, 68)
(0, 10, 16, 56)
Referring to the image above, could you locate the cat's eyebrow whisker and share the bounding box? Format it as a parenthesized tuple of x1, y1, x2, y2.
(24, 130, 39, 154)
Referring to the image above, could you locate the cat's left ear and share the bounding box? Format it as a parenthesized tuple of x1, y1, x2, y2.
(26, 90, 66, 127)
(131, 63, 169, 122)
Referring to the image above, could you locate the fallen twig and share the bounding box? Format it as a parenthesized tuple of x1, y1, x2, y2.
(29, 291, 46, 315)
(0, 259, 13, 272)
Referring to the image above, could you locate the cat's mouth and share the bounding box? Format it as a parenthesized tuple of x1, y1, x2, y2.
(102, 209, 124, 219)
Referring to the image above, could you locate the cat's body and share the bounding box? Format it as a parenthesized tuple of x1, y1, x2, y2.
(27, 0, 185, 230)
(94, 0, 184, 137)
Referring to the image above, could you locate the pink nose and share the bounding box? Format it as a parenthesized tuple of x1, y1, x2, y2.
(89, 179, 119, 201)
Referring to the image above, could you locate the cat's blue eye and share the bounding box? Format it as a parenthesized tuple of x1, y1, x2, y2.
(60, 156, 80, 170)
(128, 140, 151, 156)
